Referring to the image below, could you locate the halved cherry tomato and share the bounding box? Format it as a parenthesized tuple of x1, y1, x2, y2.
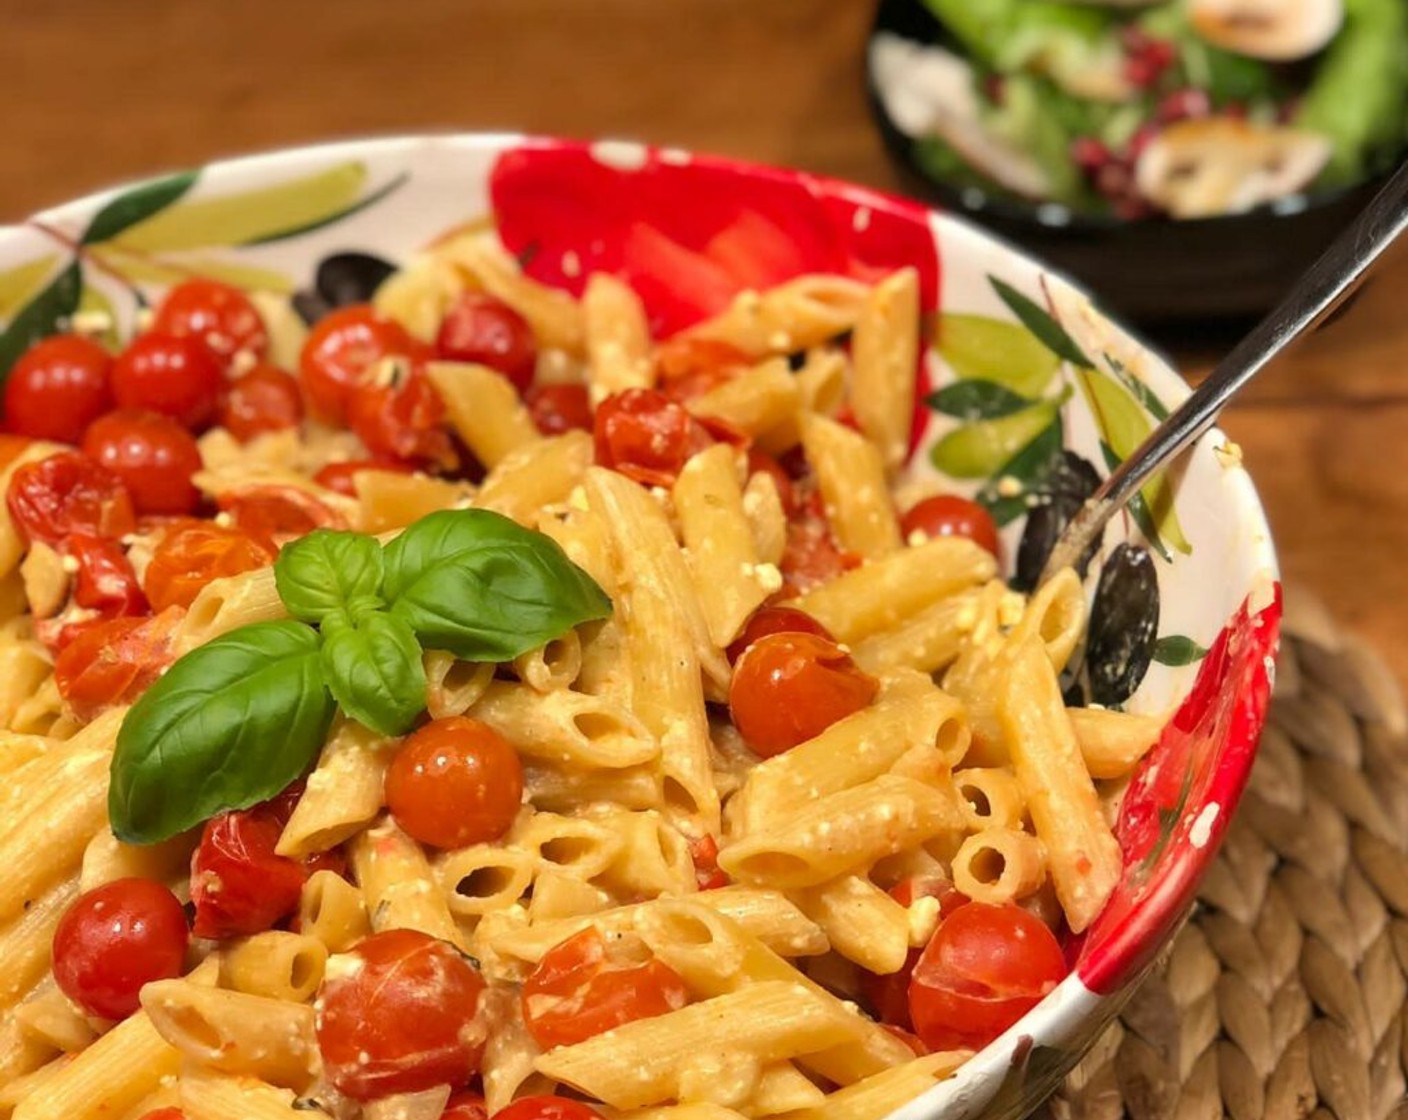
(525, 382, 592, 435)
(190, 797, 309, 939)
(654, 337, 750, 402)
(218, 364, 304, 441)
(593, 388, 714, 487)
(7, 451, 136, 546)
(908, 902, 1066, 1052)
(779, 515, 857, 596)
(53, 608, 183, 720)
(746, 448, 796, 514)
(493, 1099, 603, 1120)
(143, 522, 274, 612)
(521, 927, 688, 1051)
(3, 334, 113, 444)
(51, 877, 188, 1020)
(861, 876, 968, 1030)
(219, 486, 345, 550)
(82, 409, 202, 516)
(312, 458, 412, 497)
(111, 333, 224, 430)
(726, 605, 834, 663)
(435, 292, 537, 392)
(346, 367, 455, 470)
(299, 305, 421, 422)
(729, 632, 879, 757)
(689, 834, 729, 891)
(316, 928, 487, 1100)
(385, 717, 524, 850)
(900, 495, 1000, 559)
(65, 533, 147, 619)
(151, 278, 269, 366)
(440, 1093, 488, 1120)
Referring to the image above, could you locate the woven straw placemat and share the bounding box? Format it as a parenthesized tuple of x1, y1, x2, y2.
(1037, 591, 1408, 1120)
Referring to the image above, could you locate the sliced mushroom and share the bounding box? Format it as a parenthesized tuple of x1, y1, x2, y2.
(1135, 117, 1333, 218)
(1188, 0, 1343, 61)
(869, 34, 1053, 198)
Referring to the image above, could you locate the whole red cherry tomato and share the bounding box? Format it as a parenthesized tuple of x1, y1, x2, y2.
(190, 799, 308, 939)
(593, 388, 714, 487)
(434, 292, 537, 392)
(525, 383, 592, 435)
(143, 521, 274, 612)
(654, 336, 750, 402)
(65, 533, 147, 619)
(81, 410, 202, 516)
(860, 876, 969, 1030)
(385, 717, 524, 850)
(6, 451, 136, 545)
(219, 485, 345, 550)
(218, 364, 304, 441)
(53, 609, 183, 720)
(312, 458, 412, 497)
(688, 834, 729, 891)
(908, 902, 1066, 1052)
(729, 632, 879, 757)
(522, 927, 688, 1051)
(345, 368, 455, 470)
(440, 1093, 488, 1120)
(493, 1099, 603, 1120)
(151, 278, 268, 366)
(111, 333, 223, 430)
(299, 305, 421, 423)
(316, 928, 487, 1100)
(3, 334, 114, 444)
(901, 495, 1001, 559)
(726, 605, 834, 663)
(51, 877, 188, 1020)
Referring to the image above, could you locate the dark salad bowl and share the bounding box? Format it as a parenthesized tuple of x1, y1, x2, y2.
(866, 0, 1402, 324)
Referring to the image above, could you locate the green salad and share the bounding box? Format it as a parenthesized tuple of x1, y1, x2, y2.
(873, 0, 1407, 219)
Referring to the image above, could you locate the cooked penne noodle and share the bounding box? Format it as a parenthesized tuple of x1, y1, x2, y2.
(799, 413, 901, 559)
(741, 469, 787, 567)
(423, 651, 496, 719)
(682, 277, 870, 358)
(446, 238, 585, 352)
(1068, 707, 1164, 779)
(353, 469, 474, 534)
(277, 717, 398, 857)
(176, 567, 285, 654)
(350, 818, 465, 948)
(427, 360, 541, 469)
(176, 1068, 309, 1120)
(849, 268, 919, 475)
(687, 358, 800, 441)
(584, 273, 654, 404)
(0, 878, 78, 1011)
(471, 680, 657, 770)
(952, 767, 1027, 832)
(436, 844, 537, 919)
(297, 869, 370, 954)
(950, 827, 1046, 905)
(850, 590, 981, 676)
(219, 932, 328, 1004)
(1008, 566, 1086, 673)
(512, 630, 582, 692)
(791, 875, 911, 976)
(477, 430, 594, 527)
(12, 985, 95, 1054)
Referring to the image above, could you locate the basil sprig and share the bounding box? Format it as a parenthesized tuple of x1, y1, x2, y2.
(109, 509, 612, 844)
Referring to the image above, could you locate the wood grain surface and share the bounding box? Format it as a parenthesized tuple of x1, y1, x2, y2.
(5, 0, 1405, 680)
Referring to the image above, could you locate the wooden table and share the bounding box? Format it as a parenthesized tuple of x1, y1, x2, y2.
(7, 0, 1406, 681)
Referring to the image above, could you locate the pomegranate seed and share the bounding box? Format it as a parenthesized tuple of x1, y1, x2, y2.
(1071, 137, 1112, 173)
(1157, 88, 1212, 124)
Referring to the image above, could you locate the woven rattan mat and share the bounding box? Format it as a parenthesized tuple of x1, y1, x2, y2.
(1033, 591, 1408, 1120)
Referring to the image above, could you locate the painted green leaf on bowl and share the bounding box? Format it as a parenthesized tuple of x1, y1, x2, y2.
(0, 262, 81, 378)
(930, 389, 1068, 479)
(934, 312, 1060, 397)
(0, 256, 61, 322)
(80, 170, 198, 247)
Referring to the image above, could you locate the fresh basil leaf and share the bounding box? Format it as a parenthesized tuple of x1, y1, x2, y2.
(926, 379, 1033, 421)
(0, 262, 82, 380)
(80, 170, 198, 246)
(383, 509, 612, 661)
(1153, 635, 1209, 667)
(989, 275, 1094, 369)
(321, 611, 426, 737)
(274, 529, 385, 623)
(110, 620, 335, 844)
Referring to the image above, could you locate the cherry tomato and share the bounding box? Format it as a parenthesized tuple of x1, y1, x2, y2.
(493, 1099, 603, 1120)
(299, 305, 420, 423)
(746, 448, 796, 514)
(726, 605, 834, 663)
(316, 928, 487, 1100)
(111, 333, 223, 430)
(346, 368, 455, 470)
(440, 1093, 488, 1120)
(218, 364, 304, 441)
(219, 486, 345, 550)
(54, 609, 183, 720)
(525, 382, 592, 435)
(901, 495, 1000, 559)
(3, 334, 113, 444)
(81, 409, 202, 516)
(51, 877, 189, 1020)
(151, 278, 268, 366)
(435, 292, 537, 392)
(6, 451, 136, 546)
(908, 902, 1066, 1052)
(729, 632, 879, 757)
(190, 799, 308, 939)
(65, 533, 148, 619)
(522, 927, 688, 1050)
(779, 516, 857, 596)
(385, 717, 524, 850)
(143, 522, 274, 612)
(654, 337, 750, 402)
(861, 876, 969, 1030)
(312, 458, 412, 497)
(593, 388, 714, 487)
(689, 834, 729, 891)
